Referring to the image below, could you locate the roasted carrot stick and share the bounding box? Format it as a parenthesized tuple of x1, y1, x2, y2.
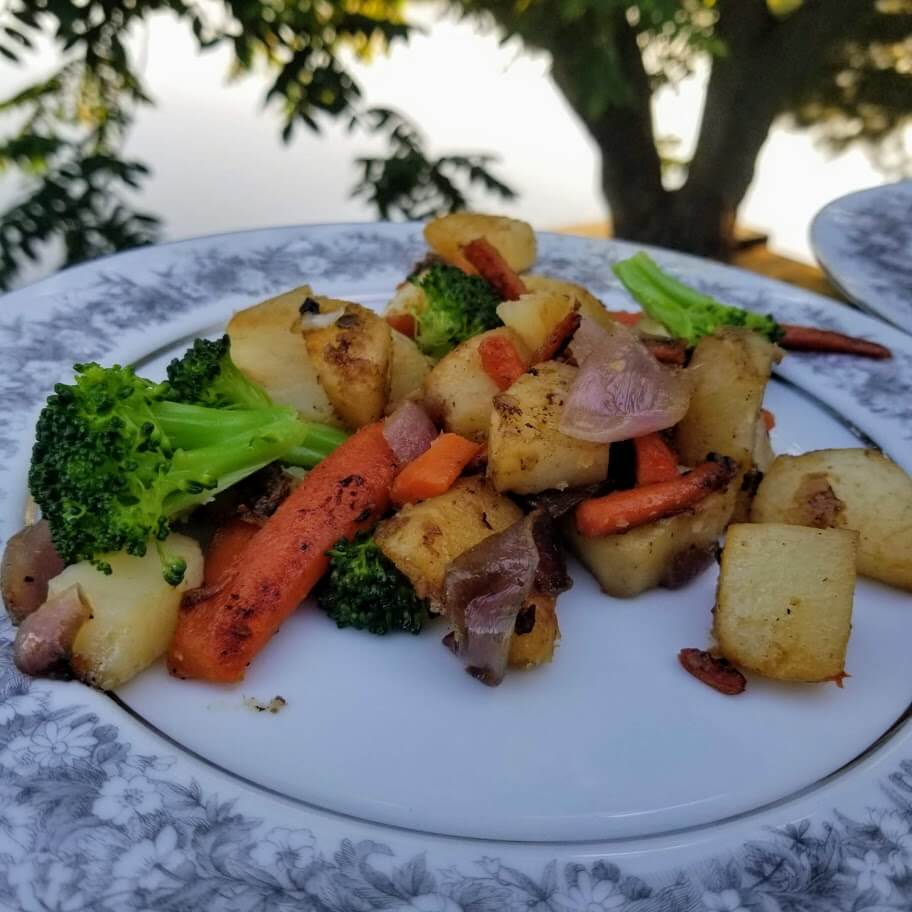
(530, 311, 581, 364)
(634, 433, 680, 486)
(386, 312, 416, 338)
(576, 457, 736, 537)
(168, 422, 397, 683)
(605, 311, 642, 327)
(779, 324, 891, 359)
(391, 433, 482, 506)
(761, 408, 776, 432)
(479, 334, 527, 390)
(203, 518, 260, 588)
(462, 238, 527, 300)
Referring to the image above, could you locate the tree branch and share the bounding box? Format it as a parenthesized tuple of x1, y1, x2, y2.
(548, 11, 667, 238)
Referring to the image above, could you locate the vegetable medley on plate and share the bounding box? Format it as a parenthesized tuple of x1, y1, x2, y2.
(4, 214, 910, 694)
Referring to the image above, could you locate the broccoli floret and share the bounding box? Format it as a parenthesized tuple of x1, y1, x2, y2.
(164, 335, 348, 467)
(613, 252, 782, 345)
(412, 264, 502, 360)
(165, 335, 272, 410)
(28, 357, 340, 584)
(315, 532, 428, 635)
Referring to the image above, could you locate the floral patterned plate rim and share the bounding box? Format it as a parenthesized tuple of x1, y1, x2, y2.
(810, 180, 912, 334)
(1, 223, 911, 911)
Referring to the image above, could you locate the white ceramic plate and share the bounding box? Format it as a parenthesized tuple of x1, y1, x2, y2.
(810, 180, 912, 333)
(2, 223, 912, 911)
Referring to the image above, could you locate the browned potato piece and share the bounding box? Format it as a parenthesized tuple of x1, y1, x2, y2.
(714, 523, 857, 682)
(387, 329, 431, 412)
(751, 449, 912, 590)
(676, 328, 781, 473)
(227, 286, 342, 426)
(564, 488, 736, 597)
(424, 213, 536, 273)
(422, 327, 531, 441)
(302, 302, 392, 429)
(507, 595, 560, 669)
(488, 361, 610, 495)
(375, 477, 522, 605)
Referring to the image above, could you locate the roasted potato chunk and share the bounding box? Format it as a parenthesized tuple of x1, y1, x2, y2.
(751, 448, 912, 590)
(375, 477, 522, 604)
(302, 302, 392, 429)
(676, 328, 781, 473)
(424, 213, 536, 273)
(507, 594, 560, 669)
(488, 361, 610, 494)
(422, 327, 531, 441)
(227, 286, 341, 426)
(47, 534, 203, 690)
(714, 523, 857, 682)
(565, 488, 736, 597)
(388, 329, 431, 412)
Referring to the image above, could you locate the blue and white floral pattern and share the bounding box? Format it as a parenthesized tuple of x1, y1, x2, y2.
(810, 180, 912, 334)
(1, 223, 911, 911)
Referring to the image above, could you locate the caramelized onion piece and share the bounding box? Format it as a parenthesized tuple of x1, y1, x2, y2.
(561, 318, 690, 443)
(443, 511, 570, 686)
(14, 584, 90, 679)
(2, 520, 65, 624)
(383, 401, 438, 467)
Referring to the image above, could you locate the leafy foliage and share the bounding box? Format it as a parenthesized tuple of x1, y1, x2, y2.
(351, 107, 515, 220)
(1, 0, 911, 284)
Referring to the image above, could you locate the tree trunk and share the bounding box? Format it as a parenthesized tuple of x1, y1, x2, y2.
(554, 0, 873, 260)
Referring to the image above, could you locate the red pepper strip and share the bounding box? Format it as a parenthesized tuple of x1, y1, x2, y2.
(779, 324, 891, 359)
(462, 238, 527, 301)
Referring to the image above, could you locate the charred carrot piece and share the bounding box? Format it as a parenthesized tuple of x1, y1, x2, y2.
(576, 457, 736, 537)
(479, 335, 527, 390)
(530, 312, 581, 364)
(391, 432, 482, 506)
(203, 517, 260, 588)
(605, 311, 642, 327)
(643, 338, 688, 366)
(633, 433, 680, 486)
(761, 408, 776, 432)
(462, 238, 527, 300)
(168, 423, 397, 683)
(779, 324, 891, 359)
(386, 312, 416, 338)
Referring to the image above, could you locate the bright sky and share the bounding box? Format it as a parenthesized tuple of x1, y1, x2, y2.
(0, 5, 897, 286)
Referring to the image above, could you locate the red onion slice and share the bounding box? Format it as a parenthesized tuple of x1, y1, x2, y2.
(560, 318, 690, 443)
(14, 584, 90, 679)
(383, 401, 437, 467)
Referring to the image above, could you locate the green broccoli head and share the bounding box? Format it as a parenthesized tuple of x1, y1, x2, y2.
(316, 532, 429, 635)
(28, 360, 310, 583)
(613, 252, 782, 345)
(412, 264, 502, 360)
(165, 335, 273, 410)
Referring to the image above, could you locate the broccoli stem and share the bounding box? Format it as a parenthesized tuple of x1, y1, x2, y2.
(153, 401, 348, 469)
(613, 254, 700, 341)
(162, 419, 308, 515)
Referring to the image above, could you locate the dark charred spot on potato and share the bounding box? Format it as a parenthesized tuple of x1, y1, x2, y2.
(740, 467, 764, 495)
(514, 603, 537, 635)
(528, 367, 539, 377)
(421, 523, 443, 551)
(661, 543, 718, 590)
(298, 296, 321, 315)
(493, 395, 522, 418)
(23, 575, 34, 584)
(335, 311, 361, 330)
(795, 473, 846, 528)
(481, 511, 493, 530)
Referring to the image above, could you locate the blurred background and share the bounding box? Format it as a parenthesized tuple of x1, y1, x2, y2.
(1, 0, 909, 291)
